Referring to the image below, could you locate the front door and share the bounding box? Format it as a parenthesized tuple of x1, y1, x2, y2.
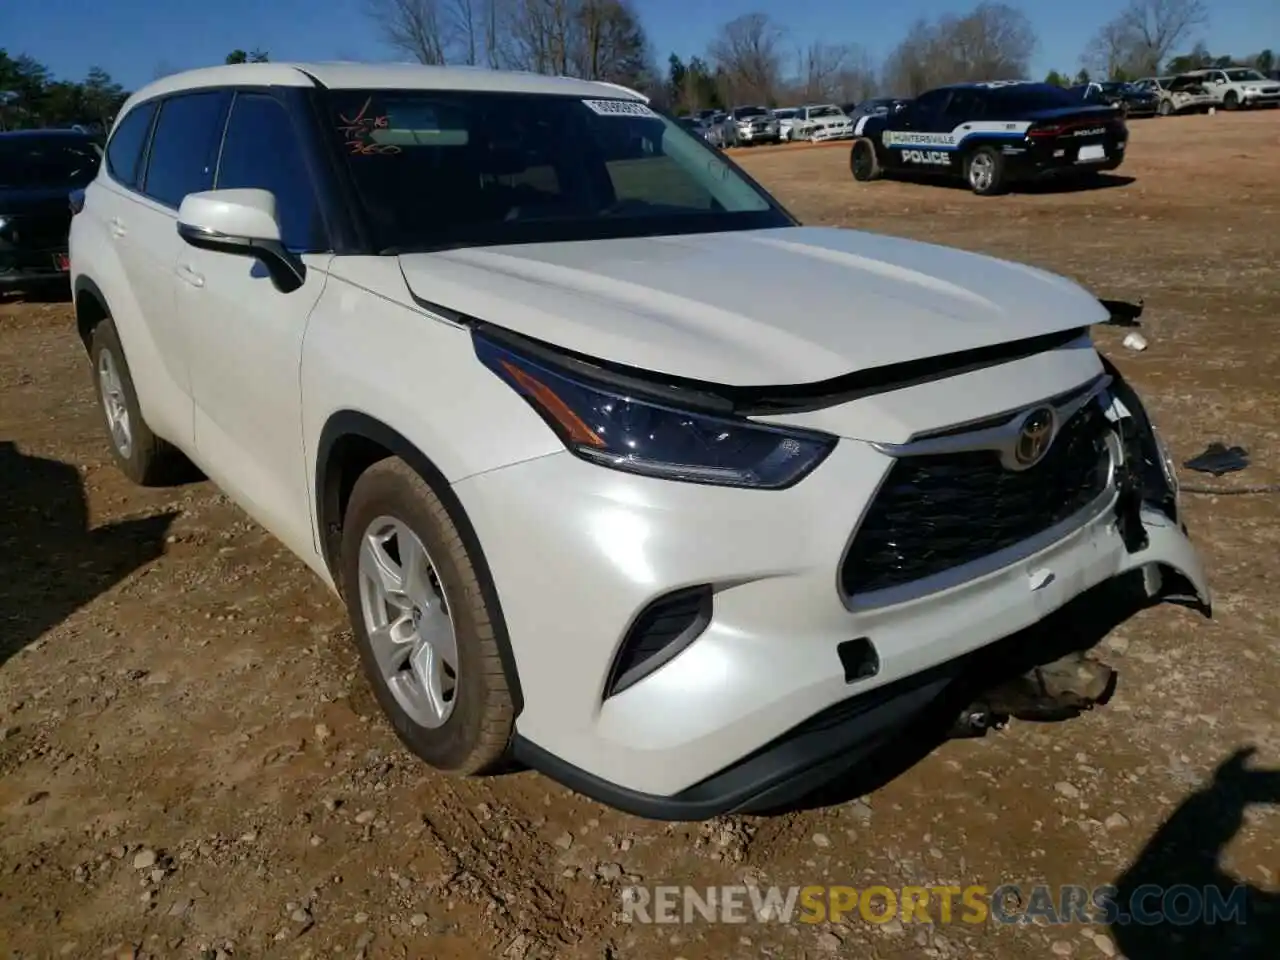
(178, 90, 332, 563)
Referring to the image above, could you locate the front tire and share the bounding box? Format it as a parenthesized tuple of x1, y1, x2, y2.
(1157, 99, 1172, 116)
(1223, 91, 1239, 110)
(340, 457, 514, 775)
(964, 145, 1006, 195)
(849, 137, 881, 181)
(89, 318, 188, 486)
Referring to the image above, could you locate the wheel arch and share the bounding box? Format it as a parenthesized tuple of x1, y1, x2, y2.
(315, 409, 525, 715)
(73, 274, 111, 353)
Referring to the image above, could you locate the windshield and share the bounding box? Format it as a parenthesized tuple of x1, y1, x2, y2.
(772, 109, 797, 119)
(808, 106, 842, 118)
(327, 89, 787, 253)
(0, 137, 101, 188)
(733, 107, 767, 119)
(1225, 69, 1266, 82)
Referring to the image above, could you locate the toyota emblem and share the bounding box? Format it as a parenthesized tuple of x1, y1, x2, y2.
(1013, 407, 1056, 468)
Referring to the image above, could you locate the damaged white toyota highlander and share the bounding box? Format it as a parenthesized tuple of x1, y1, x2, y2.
(70, 62, 1210, 819)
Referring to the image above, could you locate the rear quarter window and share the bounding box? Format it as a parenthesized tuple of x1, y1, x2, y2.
(105, 102, 157, 189)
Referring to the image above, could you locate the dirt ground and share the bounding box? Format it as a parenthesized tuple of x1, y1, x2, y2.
(2, 111, 1279, 960)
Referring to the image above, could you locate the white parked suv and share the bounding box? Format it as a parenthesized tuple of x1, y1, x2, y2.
(1183, 67, 1280, 110)
(70, 62, 1209, 820)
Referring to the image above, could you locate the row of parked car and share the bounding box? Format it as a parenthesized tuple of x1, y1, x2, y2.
(1079, 68, 1280, 118)
(680, 67, 1279, 152)
(678, 99, 909, 148)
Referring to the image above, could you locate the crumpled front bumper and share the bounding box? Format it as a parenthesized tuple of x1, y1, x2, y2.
(459, 355, 1209, 820)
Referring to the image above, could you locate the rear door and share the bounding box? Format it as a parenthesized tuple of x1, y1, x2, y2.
(881, 88, 953, 172)
(123, 89, 231, 446)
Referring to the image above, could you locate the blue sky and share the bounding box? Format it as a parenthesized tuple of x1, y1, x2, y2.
(4, 0, 1276, 92)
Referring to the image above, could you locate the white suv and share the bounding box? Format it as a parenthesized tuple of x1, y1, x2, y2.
(70, 62, 1209, 820)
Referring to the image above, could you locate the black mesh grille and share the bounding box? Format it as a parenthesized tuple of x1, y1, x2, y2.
(606, 585, 711, 697)
(841, 400, 1114, 597)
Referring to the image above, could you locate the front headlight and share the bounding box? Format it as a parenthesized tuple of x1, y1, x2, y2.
(1149, 420, 1180, 502)
(474, 333, 836, 489)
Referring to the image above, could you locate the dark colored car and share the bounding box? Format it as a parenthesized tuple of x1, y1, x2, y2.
(846, 97, 912, 122)
(849, 81, 1127, 195)
(1072, 80, 1159, 118)
(0, 129, 102, 291)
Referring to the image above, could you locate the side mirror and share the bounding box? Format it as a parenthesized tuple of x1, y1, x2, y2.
(176, 188, 305, 293)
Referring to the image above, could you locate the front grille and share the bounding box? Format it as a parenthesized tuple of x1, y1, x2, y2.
(840, 399, 1114, 598)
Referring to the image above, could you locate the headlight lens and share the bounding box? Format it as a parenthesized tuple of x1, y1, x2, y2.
(475, 334, 836, 489)
(1149, 420, 1180, 500)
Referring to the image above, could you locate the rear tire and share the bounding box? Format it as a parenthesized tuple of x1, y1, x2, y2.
(1157, 99, 1172, 117)
(340, 457, 515, 776)
(849, 137, 882, 181)
(964, 145, 1007, 196)
(89, 318, 189, 486)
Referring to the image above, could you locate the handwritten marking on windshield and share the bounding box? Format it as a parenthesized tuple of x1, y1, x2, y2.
(337, 97, 402, 155)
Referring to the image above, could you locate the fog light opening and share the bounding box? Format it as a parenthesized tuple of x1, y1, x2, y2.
(837, 637, 879, 683)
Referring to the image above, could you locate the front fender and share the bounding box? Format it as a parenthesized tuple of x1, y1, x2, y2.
(300, 260, 563, 552)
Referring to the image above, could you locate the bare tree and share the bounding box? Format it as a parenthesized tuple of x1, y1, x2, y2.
(1082, 18, 1138, 78)
(571, 0, 651, 85)
(708, 13, 786, 105)
(798, 42, 847, 101)
(366, 0, 449, 65)
(832, 47, 880, 102)
(446, 0, 481, 65)
(882, 3, 1036, 95)
(1082, 0, 1208, 77)
(503, 0, 577, 74)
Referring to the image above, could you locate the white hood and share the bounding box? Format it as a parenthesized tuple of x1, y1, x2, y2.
(397, 226, 1108, 385)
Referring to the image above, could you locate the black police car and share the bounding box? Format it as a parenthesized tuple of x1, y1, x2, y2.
(849, 81, 1128, 195)
(1073, 80, 1160, 118)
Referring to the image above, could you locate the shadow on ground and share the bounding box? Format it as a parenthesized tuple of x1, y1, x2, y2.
(1109, 746, 1280, 959)
(0, 441, 177, 666)
(0, 281, 72, 306)
(890, 171, 1137, 195)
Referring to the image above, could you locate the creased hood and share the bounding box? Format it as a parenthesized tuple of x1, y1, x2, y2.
(397, 226, 1108, 385)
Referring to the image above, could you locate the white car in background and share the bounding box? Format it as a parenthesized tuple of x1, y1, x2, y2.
(1132, 76, 1216, 116)
(69, 61, 1208, 821)
(770, 107, 799, 140)
(791, 103, 854, 142)
(1183, 67, 1280, 110)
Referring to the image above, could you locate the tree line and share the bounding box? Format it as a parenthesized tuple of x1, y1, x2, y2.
(364, 0, 1271, 111)
(1, 0, 1272, 131)
(0, 48, 270, 130)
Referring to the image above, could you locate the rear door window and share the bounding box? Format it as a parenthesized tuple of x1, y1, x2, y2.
(141, 90, 231, 209)
(105, 102, 156, 189)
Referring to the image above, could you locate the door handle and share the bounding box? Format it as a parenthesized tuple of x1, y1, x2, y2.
(175, 263, 205, 288)
(109, 217, 126, 239)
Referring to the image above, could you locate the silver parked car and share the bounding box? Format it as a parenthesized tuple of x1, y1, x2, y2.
(731, 105, 781, 145)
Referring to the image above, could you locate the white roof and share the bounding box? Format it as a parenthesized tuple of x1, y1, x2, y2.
(119, 61, 645, 116)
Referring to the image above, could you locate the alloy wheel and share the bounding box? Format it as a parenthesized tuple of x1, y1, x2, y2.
(357, 515, 458, 729)
(97, 347, 133, 459)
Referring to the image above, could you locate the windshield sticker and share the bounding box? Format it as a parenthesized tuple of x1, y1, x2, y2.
(337, 97, 403, 155)
(582, 98, 659, 119)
